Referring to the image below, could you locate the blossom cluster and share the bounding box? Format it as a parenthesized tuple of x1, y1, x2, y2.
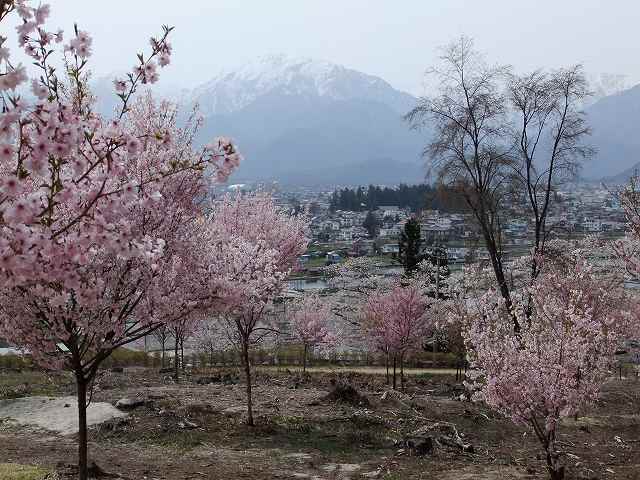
(462, 260, 628, 435)
(0, 1, 241, 370)
(361, 282, 432, 358)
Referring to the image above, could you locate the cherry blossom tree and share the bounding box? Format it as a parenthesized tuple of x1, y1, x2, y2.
(0, 3, 240, 478)
(288, 294, 335, 372)
(207, 192, 308, 425)
(362, 282, 431, 390)
(462, 259, 628, 480)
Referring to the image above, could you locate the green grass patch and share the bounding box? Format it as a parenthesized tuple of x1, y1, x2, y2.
(0, 370, 67, 399)
(0, 464, 53, 480)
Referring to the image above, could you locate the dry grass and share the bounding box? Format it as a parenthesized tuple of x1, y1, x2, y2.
(0, 464, 53, 480)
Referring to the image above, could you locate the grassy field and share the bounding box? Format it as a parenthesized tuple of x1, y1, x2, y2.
(0, 464, 52, 480)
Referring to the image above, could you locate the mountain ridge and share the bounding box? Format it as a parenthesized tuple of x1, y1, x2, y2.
(91, 56, 640, 185)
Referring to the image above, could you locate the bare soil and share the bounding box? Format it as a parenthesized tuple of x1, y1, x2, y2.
(0, 367, 638, 480)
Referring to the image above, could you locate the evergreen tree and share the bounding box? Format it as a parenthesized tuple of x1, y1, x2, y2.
(329, 191, 338, 212)
(363, 211, 381, 238)
(399, 218, 422, 274)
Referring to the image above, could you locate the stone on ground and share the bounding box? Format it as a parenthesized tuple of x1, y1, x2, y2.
(0, 396, 128, 435)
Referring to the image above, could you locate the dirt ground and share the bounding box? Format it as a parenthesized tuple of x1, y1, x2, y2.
(0, 367, 638, 480)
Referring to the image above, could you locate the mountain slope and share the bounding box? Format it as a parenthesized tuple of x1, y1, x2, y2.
(190, 54, 415, 116)
(190, 55, 426, 184)
(585, 84, 640, 180)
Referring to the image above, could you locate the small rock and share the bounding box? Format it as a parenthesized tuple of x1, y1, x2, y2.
(196, 375, 221, 385)
(147, 392, 167, 400)
(222, 406, 246, 415)
(115, 397, 145, 410)
(362, 470, 382, 479)
(178, 419, 199, 429)
(406, 436, 434, 456)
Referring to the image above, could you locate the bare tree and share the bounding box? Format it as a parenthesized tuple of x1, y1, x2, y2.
(152, 325, 169, 368)
(509, 66, 594, 278)
(405, 37, 516, 317)
(407, 38, 594, 328)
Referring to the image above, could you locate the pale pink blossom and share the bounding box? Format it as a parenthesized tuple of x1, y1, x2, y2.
(125, 135, 142, 154)
(159, 53, 170, 67)
(113, 78, 127, 93)
(0, 143, 14, 162)
(31, 79, 49, 99)
(34, 4, 50, 24)
(0, 47, 10, 62)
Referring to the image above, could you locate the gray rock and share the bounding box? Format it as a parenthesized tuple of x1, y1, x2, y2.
(178, 419, 199, 429)
(405, 435, 434, 456)
(115, 397, 145, 410)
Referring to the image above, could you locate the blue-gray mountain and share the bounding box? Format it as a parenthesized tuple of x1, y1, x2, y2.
(188, 55, 425, 185)
(585, 84, 640, 182)
(94, 56, 639, 184)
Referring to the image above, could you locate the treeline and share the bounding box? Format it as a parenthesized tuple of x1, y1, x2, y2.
(329, 184, 467, 213)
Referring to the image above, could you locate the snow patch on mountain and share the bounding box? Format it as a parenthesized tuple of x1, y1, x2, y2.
(190, 54, 414, 116)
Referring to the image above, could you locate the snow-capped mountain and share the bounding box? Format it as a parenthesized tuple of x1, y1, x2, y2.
(189, 55, 425, 184)
(89, 55, 640, 186)
(190, 54, 415, 116)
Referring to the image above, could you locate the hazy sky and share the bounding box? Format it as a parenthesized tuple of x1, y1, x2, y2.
(10, 0, 640, 95)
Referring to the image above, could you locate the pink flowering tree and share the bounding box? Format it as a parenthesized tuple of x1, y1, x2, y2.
(288, 294, 335, 372)
(0, 3, 240, 478)
(207, 192, 308, 425)
(362, 282, 431, 390)
(462, 259, 628, 480)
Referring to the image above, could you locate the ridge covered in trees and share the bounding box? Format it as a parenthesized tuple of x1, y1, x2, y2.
(329, 184, 467, 212)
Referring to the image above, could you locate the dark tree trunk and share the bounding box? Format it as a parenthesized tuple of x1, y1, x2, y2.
(173, 338, 179, 380)
(400, 354, 405, 392)
(303, 343, 308, 373)
(180, 338, 185, 372)
(385, 352, 389, 385)
(432, 335, 438, 367)
(76, 376, 89, 480)
(241, 340, 254, 426)
(392, 355, 397, 390)
(161, 336, 166, 368)
(546, 450, 565, 480)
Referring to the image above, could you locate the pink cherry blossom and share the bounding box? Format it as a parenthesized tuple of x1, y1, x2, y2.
(461, 258, 628, 479)
(362, 281, 432, 390)
(0, 143, 14, 162)
(0, 4, 241, 478)
(113, 78, 127, 93)
(289, 294, 335, 371)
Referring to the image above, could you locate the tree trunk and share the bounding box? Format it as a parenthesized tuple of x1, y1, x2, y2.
(546, 448, 565, 480)
(173, 338, 179, 380)
(303, 343, 307, 373)
(241, 340, 254, 426)
(76, 376, 89, 480)
(432, 334, 437, 368)
(180, 338, 185, 372)
(400, 354, 405, 392)
(161, 336, 166, 368)
(392, 355, 397, 390)
(385, 352, 389, 385)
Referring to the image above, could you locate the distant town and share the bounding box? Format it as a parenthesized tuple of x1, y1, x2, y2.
(238, 181, 627, 276)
